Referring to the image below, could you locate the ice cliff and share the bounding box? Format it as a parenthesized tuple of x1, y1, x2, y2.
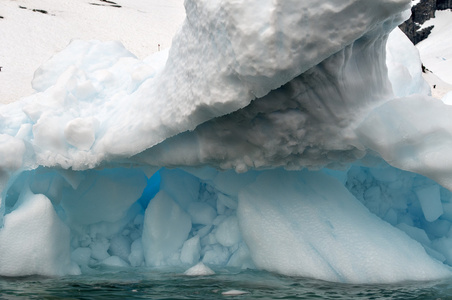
(1, 0, 452, 283)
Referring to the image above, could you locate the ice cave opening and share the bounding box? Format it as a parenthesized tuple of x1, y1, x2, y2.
(2, 163, 452, 283)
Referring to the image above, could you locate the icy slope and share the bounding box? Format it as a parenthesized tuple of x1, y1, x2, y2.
(417, 9, 452, 85)
(2, 0, 452, 283)
(416, 9, 452, 100)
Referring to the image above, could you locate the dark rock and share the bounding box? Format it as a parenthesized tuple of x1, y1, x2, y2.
(399, 0, 452, 44)
(100, 0, 117, 4)
(89, 1, 121, 8)
(437, 0, 452, 9)
(32, 9, 48, 14)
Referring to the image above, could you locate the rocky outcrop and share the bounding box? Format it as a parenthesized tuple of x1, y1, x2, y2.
(399, 0, 452, 44)
(437, 0, 452, 9)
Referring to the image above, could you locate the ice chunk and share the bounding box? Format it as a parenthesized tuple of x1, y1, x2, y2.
(101, 256, 129, 268)
(415, 185, 443, 222)
(423, 219, 451, 239)
(215, 216, 241, 247)
(384, 209, 398, 226)
(109, 235, 131, 262)
(184, 262, 215, 276)
(425, 246, 447, 263)
(386, 28, 431, 97)
(222, 290, 249, 296)
(238, 170, 451, 283)
(217, 194, 238, 215)
(90, 237, 110, 261)
(188, 202, 216, 225)
(432, 237, 452, 265)
(71, 247, 91, 267)
(64, 117, 98, 151)
(196, 225, 213, 239)
(159, 169, 200, 210)
(227, 243, 253, 268)
(396, 223, 431, 246)
(180, 236, 201, 265)
(0, 134, 25, 171)
(356, 95, 452, 192)
(128, 239, 144, 267)
(0, 192, 78, 276)
(202, 245, 230, 265)
(442, 202, 452, 221)
(142, 191, 192, 266)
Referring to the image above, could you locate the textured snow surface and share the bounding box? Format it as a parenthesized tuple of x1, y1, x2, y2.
(417, 9, 452, 85)
(0, 0, 185, 104)
(2, 0, 452, 283)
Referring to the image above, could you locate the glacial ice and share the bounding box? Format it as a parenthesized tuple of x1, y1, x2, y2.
(184, 262, 215, 276)
(238, 170, 450, 282)
(1, 0, 452, 283)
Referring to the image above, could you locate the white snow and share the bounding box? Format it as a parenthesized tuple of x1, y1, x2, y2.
(221, 290, 249, 296)
(443, 91, 452, 105)
(423, 70, 452, 99)
(184, 262, 215, 276)
(417, 10, 452, 86)
(0, 0, 185, 104)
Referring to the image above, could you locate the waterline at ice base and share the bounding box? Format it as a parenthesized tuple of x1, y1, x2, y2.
(2, 0, 452, 283)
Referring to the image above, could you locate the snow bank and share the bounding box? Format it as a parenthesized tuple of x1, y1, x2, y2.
(3, 0, 452, 284)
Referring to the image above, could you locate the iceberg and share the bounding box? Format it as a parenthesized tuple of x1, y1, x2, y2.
(1, 0, 452, 283)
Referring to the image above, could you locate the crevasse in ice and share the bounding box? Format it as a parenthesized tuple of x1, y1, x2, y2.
(1, 0, 452, 283)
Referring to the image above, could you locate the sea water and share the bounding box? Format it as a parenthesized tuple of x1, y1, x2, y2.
(0, 267, 451, 299)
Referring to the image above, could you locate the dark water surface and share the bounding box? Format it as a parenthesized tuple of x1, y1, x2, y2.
(0, 268, 451, 299)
